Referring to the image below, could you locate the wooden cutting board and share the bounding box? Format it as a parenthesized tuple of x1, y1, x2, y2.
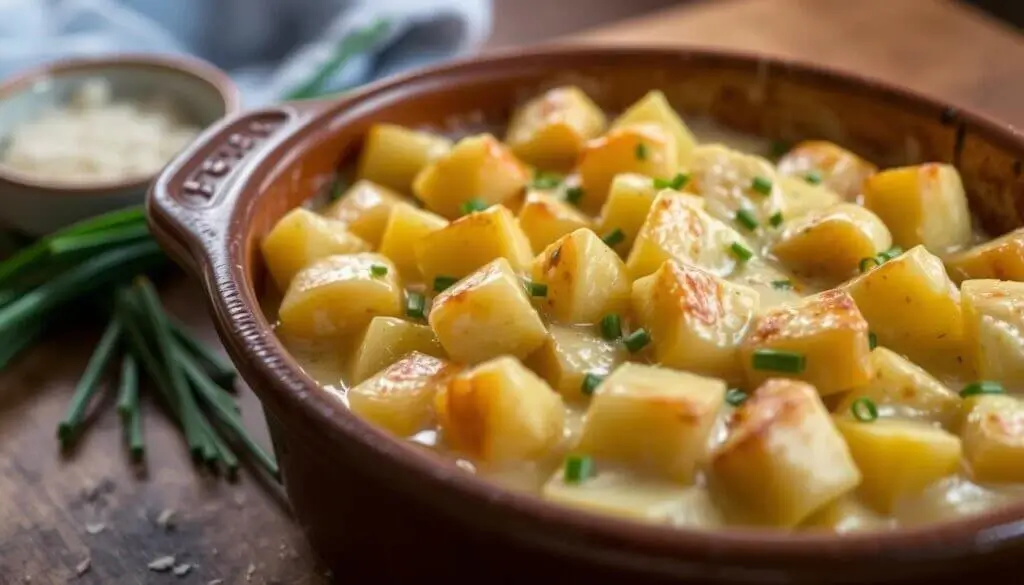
(2, 1, 1022, 582)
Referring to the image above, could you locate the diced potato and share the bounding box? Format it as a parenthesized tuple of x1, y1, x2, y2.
(862, 163, 973, 254)
(531, 228, 631, 323)
(834, 347, 961, 426)
(961, 279, 1024, 387)
(517, 191, 593, 253)
(801, 495, 892, 533)
(771, 203, 893, 283)
(596, 173, 659, 251)
(347, 351, 457, 437)
(946, 227, 1024, 283)
(610, 90, 697, 166)
(626, 191, 750, 280)
(505, 85, 607, 170)
(278, 253, 402, 338)
(740, 289, 873, 396)
(261, 208, 370, 291)
(413, 133, 531, 219)
(428, 258, 548, 364)
(632, 260, 759, 384)
(778, 175, 843, 220)
(687, 144, 787, 235)
(576, 363, 725, 482)
(377, 202, 448, 280)
(322, 179, 406, 247)
(960, 394, 1024, 483)
(525, 325, 626, 402)
(349, 316, 445, 385)
(577, 123, 678, 213)
(542, 468, 723, 528)
(434, 356, 565, 463)
(844, 245, 963, 358)
(709, 379, 861, 527)
(836, 418, 962, 513)
(776, 140, 877, 200)
(415, 205, 534, 285)
(356, 123, 452, 193)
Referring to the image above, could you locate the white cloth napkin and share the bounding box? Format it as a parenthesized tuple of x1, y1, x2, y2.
(0, 0, 492, 106)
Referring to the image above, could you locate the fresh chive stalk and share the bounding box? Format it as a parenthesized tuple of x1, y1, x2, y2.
(176, 346, 241, 416)
(169, 320, 237, 388)
(57, 319, 122, 446)
(116, 353, 139, 418)
(48, 223, 150, 255)
(126, 399, 145, 462)
(283, 18, 391, 101)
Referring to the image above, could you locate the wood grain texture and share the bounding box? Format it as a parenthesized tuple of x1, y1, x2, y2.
(2, 0, 1021, 582)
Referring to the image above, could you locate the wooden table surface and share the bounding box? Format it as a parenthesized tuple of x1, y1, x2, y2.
(3, 1, 1024, 583)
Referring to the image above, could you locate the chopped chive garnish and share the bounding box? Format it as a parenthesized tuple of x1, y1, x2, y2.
(878, 246, 904, 262)
(868, 331, 877, 350)
(859, 257, 880, 272)
(804, 170, 823, 185)
(771, 279, 792, 290)
(370, 264, 388, 277)
(565, 186, 584, 205)
(406, 291, 426, 319)
(460, 198, 488, 215)
(602, 229, 625, 247)
(564, 455, 595, 484)
(433, 275, 457, 292)
(635, 142, 648, 160)
(581, 373, 604, 396)
(623, 328, 651, 353)
(751, 176, 773, 195)
(769, 140, 791, 159)
(960, 381, 1005, 397)
(735, 209, 759, 231)
(531, 170, 563, 190)
(728, 242, 753, 262)
(751, 349, 806, 373)
(725, 388, 748, 406)
(653, 172, 690, 190)
(769, 211, 784, 228)
(600, 314, 622, 341)
(851, 397, 879, 422)
(525, 280, 548, 297)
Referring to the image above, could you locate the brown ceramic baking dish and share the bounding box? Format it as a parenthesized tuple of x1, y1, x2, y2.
(147, 46, 1024, 584)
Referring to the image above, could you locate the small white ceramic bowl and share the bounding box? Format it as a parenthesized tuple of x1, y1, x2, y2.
(0, 55, 239, 236)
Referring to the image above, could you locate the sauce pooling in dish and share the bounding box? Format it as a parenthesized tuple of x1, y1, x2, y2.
(261, 85, 1024, 532)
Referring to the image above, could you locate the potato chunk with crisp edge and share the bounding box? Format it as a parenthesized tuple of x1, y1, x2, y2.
(946, 227, 1024, 283)
(525, 325, 625, 402)
(532, 228, 632, 324)
(323, 179, 407, 247)
(356, 124, 451, 193)
(377, 202, 448, 280)
(261, 208, 370, 291)
(961, 279, 1024, 389)
(577, 123, 678, 213)
(960, 394, 1024, 483)
(349, 317, 445, 385)
(776, 140, 877, 201)
(517, 190, 592, 254)
(415, 205, 533, 286)
(609, 90, 697, 166)
(505, 85, 607, 170)
(348, 351, 458, 437)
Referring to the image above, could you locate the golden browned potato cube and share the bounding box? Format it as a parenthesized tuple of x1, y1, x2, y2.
(576, 363, 725, 482)
(356, 124, 452, 193)
(517, 190, 593, 253)
(961, 279, 1024, 387)
(626, 191, 750, 280)
(505, 86, 607, 170)
(261, 207, 370, 291)
(836, 418, 961, 513)
(834, 347, 961, 426)
(377, 202, 448, 280)
(688, 144, 787, 236)
(609, 90, 697, 166)
(525, 325, 626, 402)
(776, 140, 877, 201)
(577, 123, 678, 213)
(413, 133, 530, 219)
(960, 394, 1024, 483)
(862, 163, 972, 254)
(435, 356, 564, 463)
(771, 203, 893, 283)
(778, 175, 843, 220)
(632, 260, 759, 384)
(596, 172, 659, 251)
(844, 245, 963, 358)
(349, 316, 446, 385)
(347, 351, 458, 437)
(800, 496, 892, 533)
(542, 468, 723, 528)
(709, 379, 861, 527)
(322, 179, 406, 247)
(946, 227, 1024, 283)
(740, 289, 872, 396)
(415, 205, 534, 285)
(278, 253, 402, 338)
(428, 258, 548, 364)
(531, 228, 631, 324)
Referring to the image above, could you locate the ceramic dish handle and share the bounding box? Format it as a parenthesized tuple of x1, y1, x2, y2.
(147, 100, 329, 276)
